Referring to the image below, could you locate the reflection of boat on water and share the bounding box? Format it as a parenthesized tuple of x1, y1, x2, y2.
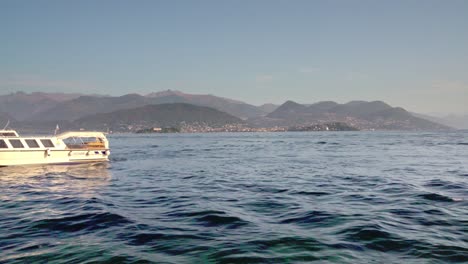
(0, 163, 112, 195)
(0, 162, 111, 178)
(0, 130, 110, 166)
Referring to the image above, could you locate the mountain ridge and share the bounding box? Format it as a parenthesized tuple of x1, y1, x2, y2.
(0, 91, 456, 130)
(74, 103, 245, 132)
(26, 90, 266, 121)
(258, 100, 450, 130)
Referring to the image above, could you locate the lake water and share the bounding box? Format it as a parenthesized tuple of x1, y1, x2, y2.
(0, 132, 467, 263)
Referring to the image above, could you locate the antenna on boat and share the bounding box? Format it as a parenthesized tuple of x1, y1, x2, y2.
(2, 120, 10, 130)
(54, 124, 60, 135)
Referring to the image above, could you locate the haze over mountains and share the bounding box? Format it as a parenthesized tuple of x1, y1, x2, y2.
(0, 90, 462, 132)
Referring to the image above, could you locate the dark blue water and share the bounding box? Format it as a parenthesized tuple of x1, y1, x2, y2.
(1, 132, 467, 263)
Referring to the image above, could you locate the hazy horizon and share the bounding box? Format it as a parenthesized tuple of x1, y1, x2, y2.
(1, 0, 467, 114)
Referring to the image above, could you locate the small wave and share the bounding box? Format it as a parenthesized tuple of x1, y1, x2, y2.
(415, 217, 453, 227)
(166, 210, 249, 229)
(316, 141, 341, 145)
(110, 156, 128, 162)
(214, 254, 320, 263)
(232, 184, 288, 194)
(418, 245, 468, 262)
(423, 209, 445, 215)
(417, 193, 455, 202)
(329, 242, 365, 251)
(169, 210, 226, 218)
(4, 246, 147, 264)
(424, 179, 450, 187)
(340, 224, 416, 252)
(31, 212, 132, 233)
(126, 232, 203, 246)
(424, 179, 465, 190)
(195, 214, 248, 229)
(280, 211, 337, 225)
(340, 224, 392, 241)
(55, 196, 78, 205)
(123, 232, 211, 256)
(244, 200, 293, 212)
(260, 187, 289, 193)
(248, 236, 325, 252)
(181, 148, 194, 152)
(290, 190, 330, 196)
(388, 208, 418, 217)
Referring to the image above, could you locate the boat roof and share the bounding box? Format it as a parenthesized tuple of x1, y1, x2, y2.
(56, 131, 107, 139)
(0, 130, 107, 140)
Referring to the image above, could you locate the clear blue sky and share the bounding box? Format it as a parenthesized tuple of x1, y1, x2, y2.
(1, 0, 467, 113)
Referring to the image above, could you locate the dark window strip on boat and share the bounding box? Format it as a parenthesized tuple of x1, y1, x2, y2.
(9, 139, 24, 148)
(0, 139, 8, 148)
(25, 139, 40, 148)
(0, 132, 17, 137)
(40, 139, 55, 148)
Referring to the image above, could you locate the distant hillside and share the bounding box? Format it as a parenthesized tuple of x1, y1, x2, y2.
(0, 92, 85, 121)
(268, 100, 392, 119)
(255, 100, 450, 130)
(74, 103, 244, 132)
(28, 90, 266, 121)
(268, 101, 310, 119)
(146, 90, 266, 119)
(365, 107, 449, 130)
(258, 103, 279, 114)
(29, 94, 147, 121)
(309, 101, 339, 112)
(332, 101, 392, 117)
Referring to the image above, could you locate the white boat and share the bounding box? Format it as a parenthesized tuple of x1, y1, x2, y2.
(0, 130, 110, 167)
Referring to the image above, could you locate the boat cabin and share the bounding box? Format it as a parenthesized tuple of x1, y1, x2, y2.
(0, 130, 110, 166)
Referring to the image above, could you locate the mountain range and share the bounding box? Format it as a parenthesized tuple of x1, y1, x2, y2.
(250, 100, 449, 130)
(74, 103, 244, 131)
(14, 90, 265, 122)
(0, 90, 461, 132)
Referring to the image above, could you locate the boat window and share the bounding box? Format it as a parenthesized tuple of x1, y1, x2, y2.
(0, 132, 17, 137)
(40, 139, 55, 148)
(9, 139, 24, 148)
(25, 139, 40, 148)
(0, 139, 8, 148)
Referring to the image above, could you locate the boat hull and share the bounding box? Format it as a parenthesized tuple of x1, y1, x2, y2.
(0, 149, 109, 166)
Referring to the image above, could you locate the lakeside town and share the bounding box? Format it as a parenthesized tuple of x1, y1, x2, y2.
(134, 122, 359, 134)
